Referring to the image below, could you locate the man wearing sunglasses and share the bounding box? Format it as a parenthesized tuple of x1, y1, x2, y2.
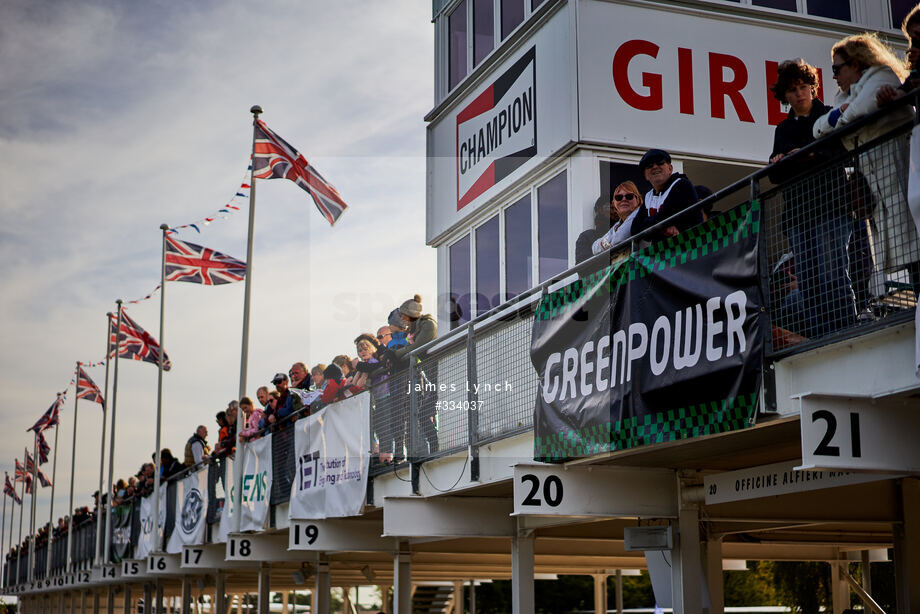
(629, 148, 701, 240)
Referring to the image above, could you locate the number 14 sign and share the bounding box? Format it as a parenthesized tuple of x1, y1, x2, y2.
(798, 394, 920, 473)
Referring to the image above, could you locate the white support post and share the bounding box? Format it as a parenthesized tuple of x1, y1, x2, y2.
(123, 584, 132, 614)
(593, 574, 607, 614)
(281, 591, 289, 614)
(107, 585, 115, 614)
(830, 562, 849, 614)
(393, 546, 411, 614)
(704, 537, 724, 614)
(256, 563, 270, 614)
(92, 590, 100, 614)
(215, 571, 227, 614)
(313, 561, 330, 614)
(511, 521, 535, 614)
(469, 580, 476, 614)
(452, 581, 464, 614)
(142, 584, 152, 614)
(155, 579, 164, 614)
(615, 571, 624, 614)
(341, 588, 351, 614)
(672, 502, 705, 614)
(182, 576, 193, 614)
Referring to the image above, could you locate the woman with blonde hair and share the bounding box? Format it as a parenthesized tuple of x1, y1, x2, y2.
(591, 180, 644, 256)
(814, 32, 918, 299)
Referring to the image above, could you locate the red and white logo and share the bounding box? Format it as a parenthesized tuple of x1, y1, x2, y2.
(457, 47, 537, 210)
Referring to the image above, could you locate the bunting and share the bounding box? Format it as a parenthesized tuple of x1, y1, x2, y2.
(168, 168, 252, 235)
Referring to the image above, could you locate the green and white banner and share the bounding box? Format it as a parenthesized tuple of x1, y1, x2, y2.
(239, 434, 273, 531)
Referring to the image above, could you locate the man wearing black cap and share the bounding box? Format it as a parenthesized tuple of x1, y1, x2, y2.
(265, 372, 302, 426)
(630, 149, 701, 239)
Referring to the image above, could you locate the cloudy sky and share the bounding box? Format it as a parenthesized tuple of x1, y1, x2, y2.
(0, 0, 435, 537)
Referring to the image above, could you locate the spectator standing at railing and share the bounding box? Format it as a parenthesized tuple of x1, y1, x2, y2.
(184, 425, 211, 466)
(591, 181, 643, 257)
(391, 295, 439, 454)
(310, 364, 326, 391)
(878, 5, 920, 105)
(815, 33, 920, 298)
(630, 149, 701, 240)
(387, 309, 410, 349)
(575, 193, 617, 263)
(768, 59, 856, 338)
(239, 397, 263, 441)
(256, 385, 271, 409)
(289, 362, 312, 390)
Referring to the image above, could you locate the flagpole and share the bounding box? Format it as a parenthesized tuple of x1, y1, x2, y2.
(104, 299, 124, 566)
(45, 414, 61, 576)
(96, 313, 113, 565)
(1, 480, 7, 588)
(28, 433, 38, 581)
(153, 224, 168, 553)
(16, 471, 25, 586)
(233, 104, 262, 533)
(66, 363, 80, 571)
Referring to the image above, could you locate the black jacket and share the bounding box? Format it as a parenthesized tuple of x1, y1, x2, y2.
(630, 173, 701, 239)
(769, 100, 848, 231)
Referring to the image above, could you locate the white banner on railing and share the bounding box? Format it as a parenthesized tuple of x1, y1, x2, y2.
(135, 494, 166, 559)
(217, 456, 235, 543)
(240, 433, 273, 531)
(909, 125, 920, 378)
(165, 468, 208, 553)
(289, 394, 370, 519)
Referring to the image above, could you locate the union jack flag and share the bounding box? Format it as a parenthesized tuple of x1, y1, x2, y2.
(24, 450, 35, 474)
(28, 395, 63, 433)
(36, 467, 52, 488)
(252, 119, 348, 226)
(16, 457, 33, 494)
(23, 451, 52, 488)
(76, 366, 104, 405)
(37, 431, 51, 464)
(14, 459, 27, 483)
(165, 236, 246, 285)
(109, 310, 172, 371)
(4, 474, 21, 504)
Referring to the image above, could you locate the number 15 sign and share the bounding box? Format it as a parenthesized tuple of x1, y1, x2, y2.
(798, 394, 920, 473)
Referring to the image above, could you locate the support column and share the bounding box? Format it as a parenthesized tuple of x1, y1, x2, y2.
(155, 579, 164, 614)
(393, 545, 411, 614)
(511, 524, 534, 614)
(615, 571, 624, 614)
(256, 563, 270, 614)
(71, 591, 77, 614)
(341, 588, 351, 614)
(672, 502, 704, 614)
(107, 585, 115, 614)
(469, 581, 476, 614)
(592, 574, 607, 614)
(58, 593, 65, 614)
(281, 592, 289, 614)
(452, 581, 464, 614)
(313, 561, 330, 614)
(703, 537, 724, 614)
(81, 589, 87, 614)
(181, 576, 193, 614)
(894, 477, 920, 614)
(377, 585, 391, 614)
(829, 562, 849, 614)
(215, 571, 228, 614)
(142, 585, 152, 614)
(92, 590, 100, 614)
(123, 584, 132, 614)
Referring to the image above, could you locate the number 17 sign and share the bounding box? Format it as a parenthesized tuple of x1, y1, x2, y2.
(798, 394, 920, 473)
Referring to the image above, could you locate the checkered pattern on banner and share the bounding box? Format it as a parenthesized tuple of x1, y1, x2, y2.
(534, 393, 758, 461)
(536, 200, 761, 321)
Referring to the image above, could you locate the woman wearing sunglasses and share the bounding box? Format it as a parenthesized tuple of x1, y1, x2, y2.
(814, 33, 918, 299)
(591, 181, 643, 257)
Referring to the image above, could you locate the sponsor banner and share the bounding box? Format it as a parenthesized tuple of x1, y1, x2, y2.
(135, 494, 166, 559)
(218, 456, 235, 543)
(110, 503, 133, 563)
(166, 468, 208, 553)
(289, 394, 370, 519)
(704, 460, 901, 505)
(457, 46, 537, 210)
(532, 201, 764, 461)
(240, 434, 273, 531)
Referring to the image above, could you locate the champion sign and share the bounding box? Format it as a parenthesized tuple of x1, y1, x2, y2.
(457, 47, 537, 210)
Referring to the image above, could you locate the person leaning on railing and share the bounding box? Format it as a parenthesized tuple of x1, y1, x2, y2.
(591, 181, 643, 257)
(576, 193, 618, 263)
(768, 58, 856, 338)
(629, 149, 702, 240)
(814, 33, 920, 299)
(878, 4, 920, 105)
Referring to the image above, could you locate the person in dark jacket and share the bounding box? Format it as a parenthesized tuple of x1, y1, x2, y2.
(768, 59, 855, 339)
(159, 449, 184, 482)
(629, 149, 701, 240)
(391, 295, 439, 454)
(575, 194, 617, 263)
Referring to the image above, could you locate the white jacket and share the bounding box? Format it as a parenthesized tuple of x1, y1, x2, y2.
(813, 65, 913, 149)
